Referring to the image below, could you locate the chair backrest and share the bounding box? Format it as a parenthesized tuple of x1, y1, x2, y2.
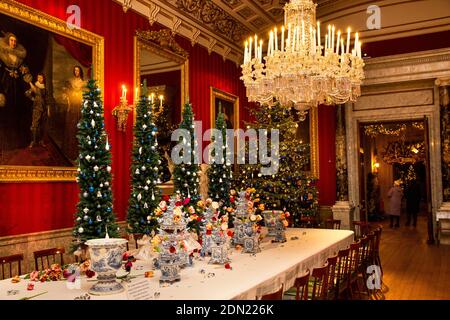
(373, 226, 382, 254)
(301, 216, 317, 228)
(326, 255, 338, 295)
(0, 254, 23, 280)
(260, 285, 284, 300)
(310, 263, 329, 300)
(353, 221, 370, 238)
(366, 232, 376, 263)
(348, 241, 361, 275)
(34, 248, 65, 271)
(326, 219, 341, 230)
(294, 270, 310, 300)
(336, 248, 350, 284)
(358, 236, 370, 267)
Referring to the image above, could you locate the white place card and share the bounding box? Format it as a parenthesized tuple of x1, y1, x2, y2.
(125, 278, 153, 300)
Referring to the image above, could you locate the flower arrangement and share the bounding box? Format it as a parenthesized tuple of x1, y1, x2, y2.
(234, 188, 264, 224)
(21, 262, 95, 283)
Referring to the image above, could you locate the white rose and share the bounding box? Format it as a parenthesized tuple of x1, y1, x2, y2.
(212, 202, 219, 210)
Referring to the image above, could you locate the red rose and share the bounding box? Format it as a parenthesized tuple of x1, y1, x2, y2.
(227, 230, 234, 237)
(175, 201, 182, 207)
(196, 216, 203, 222)
(162, 195, 170, 201)
(206, 230, 212, 235)
(183, 198, 191, 205)
(212, 216, 217, 221)
(125, 261, 133, 272)
(85, 270, 96, 278)
(225, 263, 232, 270)
(122, 252, 129, 261)
(169, 246, 176, 254)
(27, 283, 34, 291)
(230, 197, 235, 203)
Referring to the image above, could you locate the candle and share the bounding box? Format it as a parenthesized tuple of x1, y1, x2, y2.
(259, 40, 263, 62)
(346, 27, 351, 54)
(159, 95, 164, 107)
(317, 21, 321, 49)
(328, 25, 331, 49)
(358, 41, 362, 58)
(151, 93, 155, 104)
(332, 25, 335, 52)
(296, 26, 300, 50)
(121, 85, 126, 99)
(302, 20, 305, 46)
(336, 30, 341, 54)
(291, 27, 296, 51)
(274, 27, 278, 51)
(268, 31, 273, 56)
(254, 35, 258, 58)
(325, 34, 328, 53)
(281, 26, 285, 52)
(312, 29, 316, 53)
(249, 37, 253, 60)
(354, 32, 359, 55)
(287, 23, 291, 50)
(244, 41, 248, 62)
(341, 38, 345, 57)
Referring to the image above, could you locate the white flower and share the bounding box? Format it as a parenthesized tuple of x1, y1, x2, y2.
(211, 201, 219, 209)
(221, 223, 228, 231)
(159, 201, 167, 209)
(250, 214, 257, 222)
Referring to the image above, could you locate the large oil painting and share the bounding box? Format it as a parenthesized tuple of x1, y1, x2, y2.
(0, 0, 103, 182)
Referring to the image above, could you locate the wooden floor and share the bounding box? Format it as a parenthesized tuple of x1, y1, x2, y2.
(378, 212, 450, 300)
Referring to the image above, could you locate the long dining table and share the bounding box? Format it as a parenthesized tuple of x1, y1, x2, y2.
(0, 228, 354, 300)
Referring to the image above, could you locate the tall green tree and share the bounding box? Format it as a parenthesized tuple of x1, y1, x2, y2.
(207, 111, 233, 209)
(236, 103, 319, 227)
(73, 79, 118, 247)
(172, 102, 201, 202)
(127, 84, 162, 235)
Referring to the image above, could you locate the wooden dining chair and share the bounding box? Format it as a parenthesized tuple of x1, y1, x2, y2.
(335, 248, 350, 299)
(260, 285, 284, 300)
(347, 241, 361, 299)
(309, 264, 329, 300)
(33, 248, 65, 271)
(300, 216, 317, 228)
(353, 221, 370, 238)
(0, 254, 24, 280)
(325, 219, 341, 230)
(325, 255, 338, 299)
(292, 270, 310, 300)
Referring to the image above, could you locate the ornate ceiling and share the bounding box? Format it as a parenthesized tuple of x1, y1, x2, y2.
(119, 0, 450, 64)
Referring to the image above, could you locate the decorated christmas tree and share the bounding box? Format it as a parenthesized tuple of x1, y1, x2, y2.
(172, 102, 201, 201)
(73, 79, 119, 249)
(236, 103, 319, 227)
(127, 83, 162, 236)
(207, 111, 233, 209)
(172, 102, 204, 233)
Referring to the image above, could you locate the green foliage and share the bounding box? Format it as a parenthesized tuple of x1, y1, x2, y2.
(73, 80, 118, 248)
(207, 112, 233, 209)
(172, 102, 203, 233)
(235, 103, 319, 227)
(127, 90, 162, 235)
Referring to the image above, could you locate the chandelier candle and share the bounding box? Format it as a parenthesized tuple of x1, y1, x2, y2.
(240, 0, 365, 108)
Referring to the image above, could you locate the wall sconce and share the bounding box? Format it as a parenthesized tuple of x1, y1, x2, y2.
(112, 85, 135, 132)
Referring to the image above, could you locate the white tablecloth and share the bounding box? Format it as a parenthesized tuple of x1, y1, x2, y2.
(0, 228, 353, 300)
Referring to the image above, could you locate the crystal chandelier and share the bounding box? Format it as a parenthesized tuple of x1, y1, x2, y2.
(240, 0, 365, 111)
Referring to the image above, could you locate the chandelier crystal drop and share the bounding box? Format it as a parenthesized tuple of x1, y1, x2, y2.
(240, 0, 365, 110)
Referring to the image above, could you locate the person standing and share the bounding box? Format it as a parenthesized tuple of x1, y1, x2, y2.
(405, 179, 421, 227)
(26, 73, 48, 148)
(387, 179, 403, 228)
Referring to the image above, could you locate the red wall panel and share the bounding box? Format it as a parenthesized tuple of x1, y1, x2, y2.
(0, 0, 251, 236)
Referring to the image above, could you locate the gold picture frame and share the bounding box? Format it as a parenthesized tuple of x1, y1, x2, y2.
(210, 87, 239, 130)
(309, 107, 320, 179)
(0, 0, 104, 183)
(133, 29, 189, 114)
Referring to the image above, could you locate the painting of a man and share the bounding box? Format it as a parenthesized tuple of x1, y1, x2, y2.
(25, 72, 48, 148)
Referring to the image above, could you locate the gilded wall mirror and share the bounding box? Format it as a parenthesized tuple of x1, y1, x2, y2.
(134, 29, 189, 191)
(295, 108, 319, 178)
(0, 0, 104, 182)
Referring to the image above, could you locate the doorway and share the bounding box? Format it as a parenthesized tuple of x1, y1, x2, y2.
(358, 120, 433, 240)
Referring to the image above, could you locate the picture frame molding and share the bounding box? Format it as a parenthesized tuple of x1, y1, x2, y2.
(0, 0, 104, 183)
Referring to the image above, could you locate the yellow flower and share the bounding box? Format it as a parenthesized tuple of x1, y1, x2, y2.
(197, 200, 205, 208)
(258, 204, 265, 210)
(253, 198, 260, 203)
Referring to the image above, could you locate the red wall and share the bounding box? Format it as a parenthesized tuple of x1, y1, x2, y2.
(0, 0, 333, 236)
